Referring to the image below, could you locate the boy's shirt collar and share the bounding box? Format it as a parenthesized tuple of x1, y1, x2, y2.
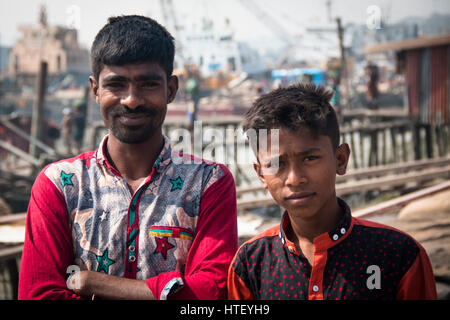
(279, 198, 354, 255)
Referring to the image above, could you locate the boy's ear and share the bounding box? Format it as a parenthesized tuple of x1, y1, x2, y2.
(253, 162, 268, 189)
(336, 143, 350, 176)
(89, 76, 100, 105)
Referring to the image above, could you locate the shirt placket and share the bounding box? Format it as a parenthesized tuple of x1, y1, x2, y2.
(124, 187, 144, 279)
(122, 166, 159, 279)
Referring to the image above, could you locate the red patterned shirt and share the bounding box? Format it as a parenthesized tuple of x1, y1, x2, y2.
(19, 134, 237, 300)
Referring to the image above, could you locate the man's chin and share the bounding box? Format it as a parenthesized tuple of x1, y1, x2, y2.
(110, 127, 156, 144)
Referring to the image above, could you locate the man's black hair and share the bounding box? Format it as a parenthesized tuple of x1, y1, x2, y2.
(243, 83, 340, 150)
(91, 15, 175, 80)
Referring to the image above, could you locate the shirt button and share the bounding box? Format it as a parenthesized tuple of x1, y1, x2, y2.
(340, 228, 346, 235)
(312, 285, 319, 292)
(129, 255, 136, 263)
(332, 234, 339, 241)
(129, 245, 135, 252)
(288, 246, 294, 252)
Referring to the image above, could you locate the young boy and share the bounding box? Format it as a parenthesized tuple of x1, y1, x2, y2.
(228, 83, 436, 300)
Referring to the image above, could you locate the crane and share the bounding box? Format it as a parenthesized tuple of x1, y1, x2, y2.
(238, 0, 297, 66)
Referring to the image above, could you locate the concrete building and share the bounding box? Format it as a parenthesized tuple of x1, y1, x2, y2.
(8, 6, 89, 76)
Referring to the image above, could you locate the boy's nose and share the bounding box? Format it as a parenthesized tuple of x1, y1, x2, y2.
(285, 165, 307, 187)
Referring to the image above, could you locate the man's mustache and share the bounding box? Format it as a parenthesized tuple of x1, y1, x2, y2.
(110, 105, 156, 117)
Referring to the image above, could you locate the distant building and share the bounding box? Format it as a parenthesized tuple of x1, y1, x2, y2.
(0, 46, 10, 75)
(8, 6, 89, 76)
(365, 34, 450, 125)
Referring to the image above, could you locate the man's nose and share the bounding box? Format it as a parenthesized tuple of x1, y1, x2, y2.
(285, 164, 307, 187)
(121, 85, 144, 109)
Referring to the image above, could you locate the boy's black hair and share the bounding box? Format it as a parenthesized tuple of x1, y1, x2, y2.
(243, 83, 340, 150)
(91, 15, 175, 80)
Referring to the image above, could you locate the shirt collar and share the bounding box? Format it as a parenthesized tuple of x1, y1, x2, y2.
(94, 134, 173, 176)
(279, 197, 353, 253)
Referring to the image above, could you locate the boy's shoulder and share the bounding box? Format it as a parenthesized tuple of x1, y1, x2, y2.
(235, 224, 282, 258)
(352, 216, 419, 243)
(236, 215, 423, 258)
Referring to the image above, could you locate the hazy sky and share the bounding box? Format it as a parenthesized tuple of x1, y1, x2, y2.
(1, 0, 449, 48)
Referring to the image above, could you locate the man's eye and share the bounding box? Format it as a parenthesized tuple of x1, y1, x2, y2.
(142, 81, 159, 88)
(304, 155, 319, 162)
(105, 82, 124, 88)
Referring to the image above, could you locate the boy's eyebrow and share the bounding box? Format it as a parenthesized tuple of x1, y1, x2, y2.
(262, 147, 322, 163)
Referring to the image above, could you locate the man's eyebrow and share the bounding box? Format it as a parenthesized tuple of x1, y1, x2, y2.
(102, 74, 164, 82)
(102, 75, 128, 82)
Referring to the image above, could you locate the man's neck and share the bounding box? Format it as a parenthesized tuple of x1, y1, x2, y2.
(106, 132, 164, 181)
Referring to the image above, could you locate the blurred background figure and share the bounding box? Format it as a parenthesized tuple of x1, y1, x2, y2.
(71, 100, 87, 154)
(61, 107, 73, 154)
(365, 62, 379, 110)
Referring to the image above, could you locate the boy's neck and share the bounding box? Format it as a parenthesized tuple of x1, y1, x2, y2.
(287, 197, 343, 245)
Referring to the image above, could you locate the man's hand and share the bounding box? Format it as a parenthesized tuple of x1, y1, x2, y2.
(67, 270, 155, 300)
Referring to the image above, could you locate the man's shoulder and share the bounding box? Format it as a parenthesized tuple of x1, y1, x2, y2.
(170, 152, 234, 191)
(39, 151, 96, 185)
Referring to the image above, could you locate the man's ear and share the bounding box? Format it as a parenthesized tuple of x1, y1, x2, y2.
(336, 143, 350, 176)
(167, 75, 179, 104)
(253, 162, 268, 189)
(89, 76, 100, 105)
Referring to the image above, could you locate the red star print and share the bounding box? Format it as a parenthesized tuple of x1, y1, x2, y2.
(154, 237, 175, 259)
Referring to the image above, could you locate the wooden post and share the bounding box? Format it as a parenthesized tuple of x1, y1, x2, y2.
(6, 258, 19, 299)
(425, 124, 433, 158)
(30, 61, 47, 158)
(400, 125, 408, 162)
(359, 131, 365, 168)
(369, 130, 378, 167)
(413, 123, 421, 160)
(336, 17, 351, 109)
(350, 131, 358, 169)
(382, 128, 387, 165)
(390, 127, 398, 163)
(444, 125, 449, 155)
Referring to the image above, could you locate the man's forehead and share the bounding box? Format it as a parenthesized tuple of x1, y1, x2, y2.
(99, 62, 166, 80)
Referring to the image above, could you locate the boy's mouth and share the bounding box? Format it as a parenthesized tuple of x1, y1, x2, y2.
(284, 192, 316, 205)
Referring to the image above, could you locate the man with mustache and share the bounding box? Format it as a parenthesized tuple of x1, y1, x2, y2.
(18, 15, 237, 300)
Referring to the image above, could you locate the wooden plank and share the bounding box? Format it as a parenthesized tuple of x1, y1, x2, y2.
(0, 245, 23, 263)
(0, 140, 42, 166)
(0, 213, 27, 225)
(236, 156, 450, 196)
(237, 166, 450, 210)
(337, 165, 450, 195)
(353, 180, 450, 218)
(0, 117, 56, 155)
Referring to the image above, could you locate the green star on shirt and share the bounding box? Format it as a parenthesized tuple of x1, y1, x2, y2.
(170, 176, 184, 191)
(60, 171, 74, 187)
(96, 248, 115, 274)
